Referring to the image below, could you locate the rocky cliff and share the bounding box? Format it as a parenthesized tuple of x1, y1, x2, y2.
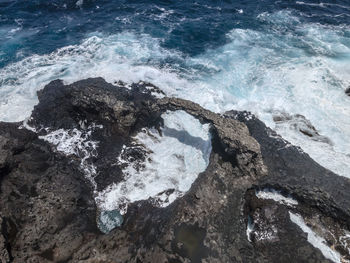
(0, 78, 349, 263)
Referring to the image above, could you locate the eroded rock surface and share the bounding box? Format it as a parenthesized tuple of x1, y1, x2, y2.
(0, 78, 349, 262)
(271, 111, 332, 145)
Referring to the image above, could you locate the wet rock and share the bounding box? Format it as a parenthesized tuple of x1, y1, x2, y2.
(345, 87, 350, 96)
(0, 78, 349, 262)
(272, 111, 332, 145)
(244, 190, 334, 262)
(230, 110, 350, 224)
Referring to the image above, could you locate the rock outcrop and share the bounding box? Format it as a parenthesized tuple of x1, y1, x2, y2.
(346, 87, 350, 96)
(0, 77, 349, 262)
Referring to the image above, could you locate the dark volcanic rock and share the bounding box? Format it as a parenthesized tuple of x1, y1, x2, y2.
(229, 111, 350, 225)
(271, 111, 332, 145)
(0, 77, 349, 262)
(0, 122, 98, 263)
(346, 87, 350, 96)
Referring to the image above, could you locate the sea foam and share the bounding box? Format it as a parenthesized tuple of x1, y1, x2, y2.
(1, 10, 350, 178)
(96, 110, 212, 214)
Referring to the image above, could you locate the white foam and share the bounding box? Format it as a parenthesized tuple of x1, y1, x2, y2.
(39, 127, 99, 187)
(246, 216, 254, 242)
(289, 212, 342, 263)
(98, 210, 123, 234)
(340, 232, 350, 256)
(190, 11, 350, 177)
(150, 6, 174, 21)
(296, 1, 350, 10)
(1, 10, 350, 178)
(18, 117, 37, 132)
(0, 33, 209, 121)
(256, 189, 298, 207)
(76, 0, 83, 8)
(254, 225, 278, 242)
(96, 110, 212, 214)
(145, 85, 165, 98)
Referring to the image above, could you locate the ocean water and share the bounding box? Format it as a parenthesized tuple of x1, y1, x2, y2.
(97, 110, 212, 215)
(0, 0, 350, 177)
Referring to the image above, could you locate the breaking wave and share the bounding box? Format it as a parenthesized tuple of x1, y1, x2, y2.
(1, 10, 350, 177)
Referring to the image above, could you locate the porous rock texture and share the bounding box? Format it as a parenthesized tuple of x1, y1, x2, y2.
(0, 77, 349, 262)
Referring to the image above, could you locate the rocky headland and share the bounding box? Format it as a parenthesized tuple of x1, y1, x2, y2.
(0, 78, 350, 262)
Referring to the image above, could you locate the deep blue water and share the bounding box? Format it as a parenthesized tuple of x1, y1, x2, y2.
(0, 0, 350, 176)
(1, 0, 349, 67)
